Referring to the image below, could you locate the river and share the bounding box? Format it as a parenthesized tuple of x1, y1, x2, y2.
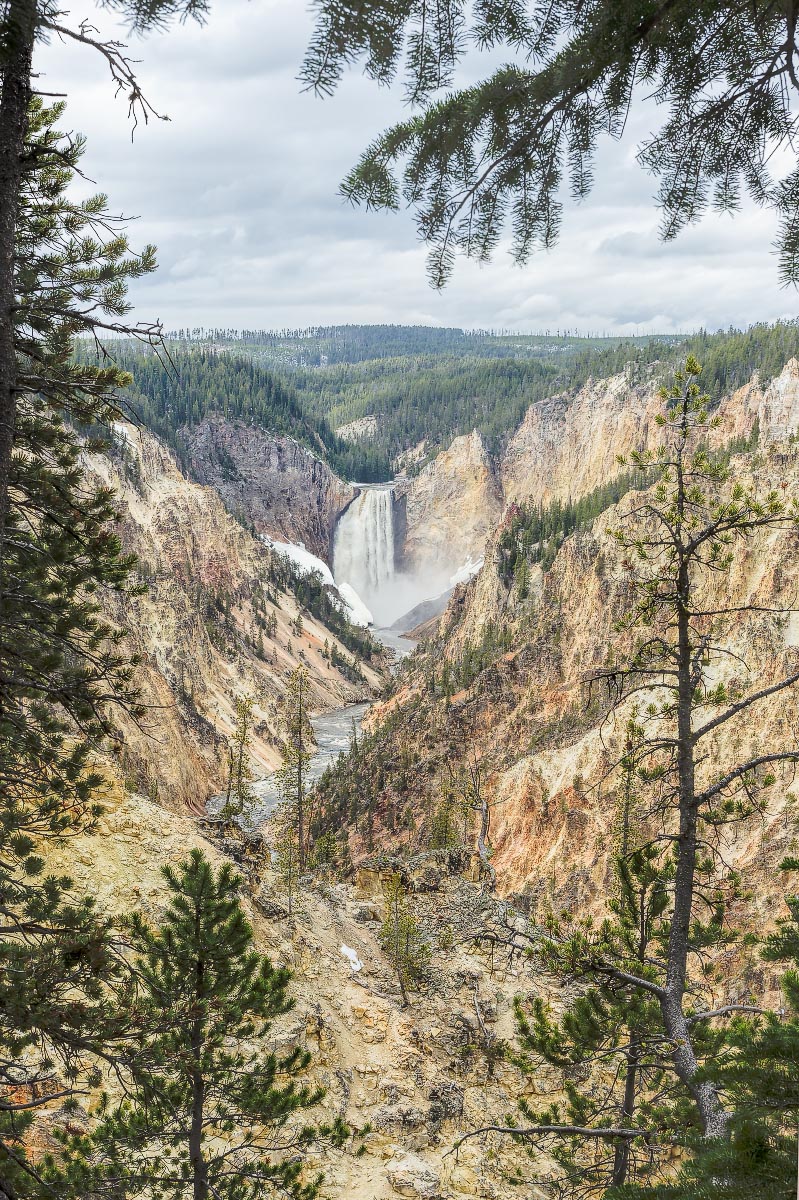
(245, 626, 414, 826)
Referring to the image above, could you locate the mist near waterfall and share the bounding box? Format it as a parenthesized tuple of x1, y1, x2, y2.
(333, 487, 451, 628)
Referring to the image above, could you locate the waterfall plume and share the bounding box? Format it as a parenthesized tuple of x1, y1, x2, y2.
(333, 487, 396, 623)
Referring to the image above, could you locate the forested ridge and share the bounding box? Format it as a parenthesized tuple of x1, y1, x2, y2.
(79, 342, 394, 482)
(164, 323, 677, 365)
(90, 319, 799, 481)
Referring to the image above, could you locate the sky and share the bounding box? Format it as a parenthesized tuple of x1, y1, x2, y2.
(35, 0, 799, 335)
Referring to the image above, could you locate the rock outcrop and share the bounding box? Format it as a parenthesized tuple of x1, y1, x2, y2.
(358, 389, 799, 963)
(179, 415, 355, 560)
(87, 424, 382, 811)
(36, 788, 550, 1199)
(396, 432, 502, 587)
(501, 366, 662, 508)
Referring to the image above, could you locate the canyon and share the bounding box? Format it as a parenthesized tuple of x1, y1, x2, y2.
(43, 346, 799, 1199)
(87, 422, 384, 811)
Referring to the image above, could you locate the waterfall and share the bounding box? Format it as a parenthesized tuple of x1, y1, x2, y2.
(333, 487, 395, 623)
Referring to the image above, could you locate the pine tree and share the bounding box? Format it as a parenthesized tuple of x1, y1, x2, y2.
(57, 850, 341, 1200)
(0, 1, 210, 545)
(221, 695, 255, 821)
(275, 667, 313, 871)
(457, 360, 799, 1176)
(0, 99, 157, 1195)
(273, 802, 301, 918)
(612, 859, 799, 1199)
(379, 874, 430, 1007)
(303, 2, 799, 288)
(429, 792, 459, 849)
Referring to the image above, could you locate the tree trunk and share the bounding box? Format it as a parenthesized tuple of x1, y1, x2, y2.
(296, 671, 305, 870)
(190, 903, 208, 1200)
(611, 1042, 639, 1186)
(189, 1056, 208, 1200)
(0, 0, 36, 548)
(476, 791, 495, 889)
(659, 492, 729, 1137)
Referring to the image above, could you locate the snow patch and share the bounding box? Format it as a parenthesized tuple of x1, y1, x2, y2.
(264, 537, 335, 587)
(449, 556, 484, 587)
(340, 944, 363, 973)
(263, 536, 374, 627)
(337, 582, 374, 628)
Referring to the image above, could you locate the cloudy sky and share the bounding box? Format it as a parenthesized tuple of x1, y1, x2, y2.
(36, 1, 799, 335)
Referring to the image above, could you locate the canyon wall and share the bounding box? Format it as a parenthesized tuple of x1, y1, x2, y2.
(180, 415, 355, 560)
(88, 424, 382, 811)
(395, 360, 797, 586)
(358, 362, 799, 953)
(396, 431, 502, 584)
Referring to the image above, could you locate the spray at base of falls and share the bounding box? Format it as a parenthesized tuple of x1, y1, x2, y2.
(333, 483, 482, 627)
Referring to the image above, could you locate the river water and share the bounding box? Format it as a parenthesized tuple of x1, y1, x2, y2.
(248, 701, 370, 824)
(245, 627, 414, 826)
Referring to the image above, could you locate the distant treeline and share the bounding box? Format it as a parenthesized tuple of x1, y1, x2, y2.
(165, 323, 678, 366)
(278, 320, 799, 467)
(75, 343, 393, 482)
(81, 319, 799, 485)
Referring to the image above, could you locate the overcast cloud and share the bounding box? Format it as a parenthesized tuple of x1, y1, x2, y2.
(35, 1, 799, 334)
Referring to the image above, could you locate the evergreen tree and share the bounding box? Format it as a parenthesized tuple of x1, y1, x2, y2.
(611, 859, 799, 1199)
(273, 801, 301, 919)
(0, 99, 156, 1195)
(429, 792, 459, 849)
(303, 2, 799, 288)
(457, 359, 799, 1175)
(57, 850, 340, 1200)
(509, 728, 681, 1195)
(0, 1, 211, 546)
(379, 874, 430, 1007)
(275, 668, 313, 871)
(587, 357, 799, 1142)
(221, 695, 255, 822)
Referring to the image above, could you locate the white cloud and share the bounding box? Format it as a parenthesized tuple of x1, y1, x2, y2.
(34, 1, 799, 334)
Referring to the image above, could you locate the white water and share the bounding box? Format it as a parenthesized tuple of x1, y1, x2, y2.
(333, 487, 397, 625)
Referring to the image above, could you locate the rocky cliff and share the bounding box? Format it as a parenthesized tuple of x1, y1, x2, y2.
(34, 782, 551, 1199)
(395, 360, 798, 583)
(179, 415, 356, 560)
(344, 362, 799, 958)
(87, 424, 383, 812)
(396, 432, 502, 586)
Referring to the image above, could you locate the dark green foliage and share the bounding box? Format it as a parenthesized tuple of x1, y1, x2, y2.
(445, 621, 514, 694)
(56, 850, 339, 1199)
(302, 2, 799, 287)
(611, 862, 799, 1199)
(497, 472, 653, 585)
(164, 324, 677, 366)
(290, 568, 380, 662)
(0, 98, 155, 1188)
(99, 0, 210, 28)
(379, 873, 430, 1006)
(78, 341, 393, 482)
(514, 849, 681, 1196)
(429, 792, 459, 849)
(164, 321, 799, 472)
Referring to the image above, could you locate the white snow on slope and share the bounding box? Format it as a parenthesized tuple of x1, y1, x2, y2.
(266, 537, 335, 586)
(449, 556, 484, 587)
(340, 944, 363, 973)
(337, 582, 373, 627)
(264, 536, 373, 627)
